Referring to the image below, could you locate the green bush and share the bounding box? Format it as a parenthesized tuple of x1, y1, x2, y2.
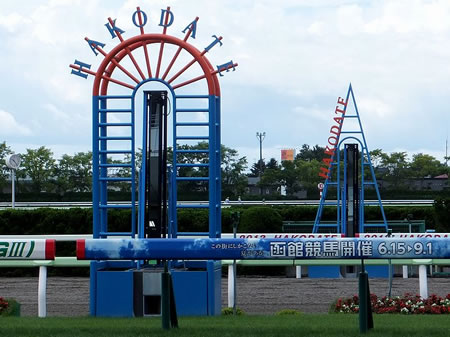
(221, 307, 245, 315)
(433, 198, 450, 232)
(275, 309, 301, 315)
(0, 298, 20, 317)
(0, 204, 440, 238)
(239, 207, 283, 233)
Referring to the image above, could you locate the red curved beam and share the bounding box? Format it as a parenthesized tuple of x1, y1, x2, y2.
(94, 34, 220, 96)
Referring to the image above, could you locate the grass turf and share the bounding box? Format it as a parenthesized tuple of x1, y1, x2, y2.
(1, 314, 450, 337)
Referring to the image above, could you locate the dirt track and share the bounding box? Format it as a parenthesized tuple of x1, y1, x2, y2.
(1, 276, 449, 316)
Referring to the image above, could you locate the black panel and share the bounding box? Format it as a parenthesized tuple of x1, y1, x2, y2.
(143, 91, 168, 238)
(345, 144, 359, 237)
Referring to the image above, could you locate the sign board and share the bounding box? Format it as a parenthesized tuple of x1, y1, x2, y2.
(0, 239, 55, 260)
(281, 149, 295, 161)
(77, 238, 450, 260)
(357, 233, 450, 238)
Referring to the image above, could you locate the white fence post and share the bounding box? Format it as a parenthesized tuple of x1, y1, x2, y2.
(402, 265, 408, 278)
(227, 264, 234, 308)
(419, 265, 428, 299)
(38, 265, 47, 317)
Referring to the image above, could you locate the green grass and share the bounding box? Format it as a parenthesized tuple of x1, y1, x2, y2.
(1, 314, 450, 337)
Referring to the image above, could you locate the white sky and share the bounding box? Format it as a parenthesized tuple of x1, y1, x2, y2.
(1, 0, 450, 169)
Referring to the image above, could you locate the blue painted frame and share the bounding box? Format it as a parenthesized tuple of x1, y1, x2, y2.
(91, 78, 222, 316)
(313, 84, 387, 234)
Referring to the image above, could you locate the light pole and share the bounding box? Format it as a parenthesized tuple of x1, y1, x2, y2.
(256, 132, 266, 196)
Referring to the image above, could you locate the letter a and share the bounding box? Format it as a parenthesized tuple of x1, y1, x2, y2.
(182, 19, 198, 38)
(86, 39, 105, 56)
(319, 166, 329, 179)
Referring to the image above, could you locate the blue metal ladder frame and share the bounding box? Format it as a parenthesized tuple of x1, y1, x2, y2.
(91, 79, 222, 316)
(313, 84, 388, 234)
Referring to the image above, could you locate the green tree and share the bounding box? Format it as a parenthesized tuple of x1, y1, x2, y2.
(279, 160, 301, 195)
(296, 158, 322, 191)
(409, 153, 446, 178)
(379, 151, 410, 188)
(266, 158, 279, 170)
(221, 145, 248, 197)
(249, 159, 266, 177)
(296, 144, 326, 162)
(18, 146, 56, 193)
(55, 152, 92, 193)
(0, 141, 13, 189)
(259, 166, 280, 195)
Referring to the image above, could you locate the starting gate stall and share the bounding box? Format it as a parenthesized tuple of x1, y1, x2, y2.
(311, 84, 389, 278)
(70, 5, 237, 317)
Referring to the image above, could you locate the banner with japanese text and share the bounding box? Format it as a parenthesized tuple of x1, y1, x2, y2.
(78, 238, 450, 260)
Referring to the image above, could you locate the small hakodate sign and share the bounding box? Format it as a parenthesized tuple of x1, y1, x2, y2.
(77, 238, 450, 260)
(0, 239, 55, 260)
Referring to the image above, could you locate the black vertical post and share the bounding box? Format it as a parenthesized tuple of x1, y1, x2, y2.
(345, 144, 359, 238)
(359, 260, 373, 333)
(144, 91, 168, 239)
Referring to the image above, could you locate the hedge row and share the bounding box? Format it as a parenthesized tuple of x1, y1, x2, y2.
(0, 204, 444, 235)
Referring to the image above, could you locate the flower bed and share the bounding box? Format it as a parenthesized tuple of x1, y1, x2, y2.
(332, 293, 450, 314)
(0, 297, 20, 317)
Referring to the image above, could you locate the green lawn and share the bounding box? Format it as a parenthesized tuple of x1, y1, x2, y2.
(1, 314, 450, 337)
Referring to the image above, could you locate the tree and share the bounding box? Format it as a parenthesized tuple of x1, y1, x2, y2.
(266, 158, 279, 170)
(296, 159, 322, 191)
(17, 146, 56, 193)
(279, 160, 301, 195)
(0, 141, 13, 189)
(249, 159, 266, 177)
(296, 144, 326, 162)
(369, 149, 384, 169)
(379, 151, 409, 188)
(409, 153, 446, 179)
(165, 142, 248, 198)
(221, 145, 248, 197)
(55, 152, 92, 194)
(259, 165, 281, 193)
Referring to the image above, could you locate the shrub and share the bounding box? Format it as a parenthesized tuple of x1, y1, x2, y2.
(221, 307, 245, 315)
(275, 309, 301, 315)
(0, 298, 20, 317)
(434, 198, 450, 232)
(239, 207, 283, 233)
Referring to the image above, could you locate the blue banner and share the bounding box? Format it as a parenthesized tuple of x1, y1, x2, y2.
(78, 238, 450, 260)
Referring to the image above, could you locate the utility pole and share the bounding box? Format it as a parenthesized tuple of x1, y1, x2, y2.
(256, 132, 266, 196)
(446, 136, 448, 167)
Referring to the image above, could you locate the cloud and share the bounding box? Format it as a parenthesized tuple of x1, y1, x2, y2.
(0, 13, 31, 33)
(1, 0, 450, 166)
(0, 109, 32, 136)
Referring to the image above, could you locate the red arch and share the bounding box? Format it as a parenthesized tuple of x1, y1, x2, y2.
(94, 34, 221, 96)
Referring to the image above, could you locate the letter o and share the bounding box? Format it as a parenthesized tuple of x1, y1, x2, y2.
(132, 9, 148, 27)
(328, 136, 338, 146)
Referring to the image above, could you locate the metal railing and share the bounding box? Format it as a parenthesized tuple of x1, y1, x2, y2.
(0, 199, 435, 209)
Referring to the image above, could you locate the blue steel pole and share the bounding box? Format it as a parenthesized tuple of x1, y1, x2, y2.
(92, 96, 100, 239)
(131, 97, 136, 237)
